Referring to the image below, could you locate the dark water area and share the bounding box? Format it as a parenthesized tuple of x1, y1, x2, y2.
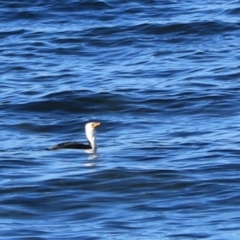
(1, 0, 240, 239)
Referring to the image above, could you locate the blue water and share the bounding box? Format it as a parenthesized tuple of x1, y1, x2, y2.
(1, 1, 240, 239)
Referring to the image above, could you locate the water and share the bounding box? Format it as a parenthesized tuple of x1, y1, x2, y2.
(1, 0, 240, 239)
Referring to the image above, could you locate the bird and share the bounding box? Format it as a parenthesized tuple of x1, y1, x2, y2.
(49, 122, 100, 152)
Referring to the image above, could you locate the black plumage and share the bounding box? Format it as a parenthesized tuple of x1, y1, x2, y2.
(49, 141, 91, 150)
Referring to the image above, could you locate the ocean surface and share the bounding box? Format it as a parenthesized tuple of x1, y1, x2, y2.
(1, 0, 240, 239)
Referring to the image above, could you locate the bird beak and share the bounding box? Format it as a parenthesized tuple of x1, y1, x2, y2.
(93, 122, 101, 128)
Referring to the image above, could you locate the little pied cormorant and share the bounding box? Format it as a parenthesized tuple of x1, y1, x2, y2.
(49, 122, 100, 151)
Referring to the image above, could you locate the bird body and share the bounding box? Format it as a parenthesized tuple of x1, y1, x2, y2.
(49, 122, 100, 151)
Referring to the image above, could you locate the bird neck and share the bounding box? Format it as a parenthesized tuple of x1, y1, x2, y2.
(86, 129, 97, 150)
